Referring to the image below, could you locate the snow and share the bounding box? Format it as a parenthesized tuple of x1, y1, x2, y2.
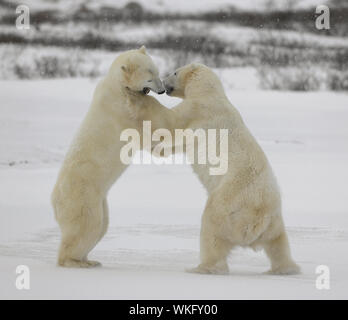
(0, 79, 348, 299)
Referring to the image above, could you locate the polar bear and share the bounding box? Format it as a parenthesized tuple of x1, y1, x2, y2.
(51, 46, 174, 268)
(161, 63, 300, 275)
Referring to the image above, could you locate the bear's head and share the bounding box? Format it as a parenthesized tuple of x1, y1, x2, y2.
(163, 63, 223, 99)
(109, 46, 165, 95)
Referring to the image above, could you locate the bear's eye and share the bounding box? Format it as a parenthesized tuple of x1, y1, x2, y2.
(147, 80, 152, 82)
(174, 72, 177, 76)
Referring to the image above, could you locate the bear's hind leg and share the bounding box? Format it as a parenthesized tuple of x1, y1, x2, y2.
(263, 231, 300, 275)
(188, 211, 232, 275)
(57, 202, 104, 268)
(98, 198, 109, 242)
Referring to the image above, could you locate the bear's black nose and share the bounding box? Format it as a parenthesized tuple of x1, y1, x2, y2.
(158, 90, 165, 95)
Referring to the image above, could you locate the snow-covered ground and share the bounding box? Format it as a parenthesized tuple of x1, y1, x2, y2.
(0, 79, 348, 299)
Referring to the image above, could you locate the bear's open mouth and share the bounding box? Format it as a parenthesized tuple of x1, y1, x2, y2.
(142, 87, 150, 95)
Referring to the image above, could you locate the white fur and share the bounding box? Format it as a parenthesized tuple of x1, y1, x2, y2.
(51, 47, 173, 267)
(163, 63, 300, 275)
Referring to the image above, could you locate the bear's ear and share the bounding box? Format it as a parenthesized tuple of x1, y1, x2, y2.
(121, 65, 130, 73)
(190, 63, 200, 71)
(121, 64, 136, 79)
(139, 45, 147, 54)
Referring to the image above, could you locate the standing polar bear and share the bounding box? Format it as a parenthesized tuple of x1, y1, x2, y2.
(51, 46, 174, 267)
(162, 63, 300, 275)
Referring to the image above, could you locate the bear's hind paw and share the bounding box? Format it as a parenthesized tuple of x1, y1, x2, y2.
(186, 263, 229, 275)
(265, 263, 301, 275)
(58, 259, 102, 268)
